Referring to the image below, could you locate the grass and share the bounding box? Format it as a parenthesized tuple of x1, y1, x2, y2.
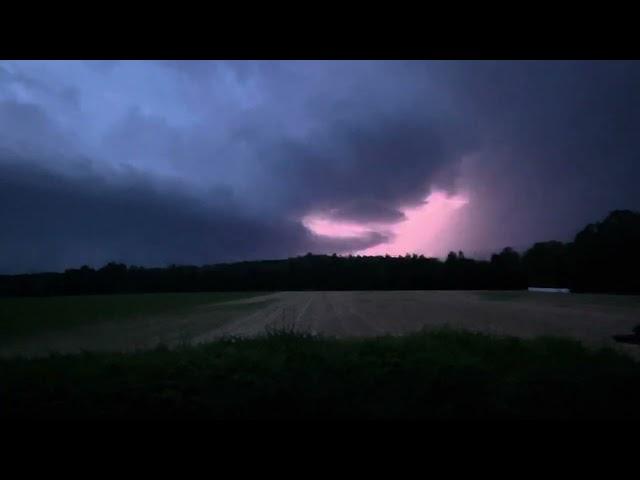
(476, 290, 640, 309)
(0, 292, 262, 343)
(2, 328, 640, 419)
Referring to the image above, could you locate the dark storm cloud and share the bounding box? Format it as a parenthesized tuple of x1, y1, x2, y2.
(0, 100, 73, 156)
(0, 70, 391, 273)
(325, 199, 407, 224)
(0, 159, 384, 274)
(1, 60, 640, 272)
(426, 61, 640, 253)
(214, 61, 477, 221)
(255, 115, 470, 221)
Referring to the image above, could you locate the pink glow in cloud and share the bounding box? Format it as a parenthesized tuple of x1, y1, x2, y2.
(302, 216, 390, 239)
(303, 190, 469, 257)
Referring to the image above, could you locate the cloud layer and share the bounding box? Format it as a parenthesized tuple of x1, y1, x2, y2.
(1, 60, 640, 272)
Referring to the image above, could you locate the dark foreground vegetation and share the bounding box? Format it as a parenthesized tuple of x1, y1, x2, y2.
(2, 329, 640, 420)
(2, 209, 640, 296)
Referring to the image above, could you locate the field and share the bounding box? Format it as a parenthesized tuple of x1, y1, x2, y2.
(3, 290, 640, 419)
(0, 292, 268, 356)
(2, 290, 640, 357)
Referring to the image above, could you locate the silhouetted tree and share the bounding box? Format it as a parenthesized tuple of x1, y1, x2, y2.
(569, 210, 640, 293)
(522, 241, 569, 288)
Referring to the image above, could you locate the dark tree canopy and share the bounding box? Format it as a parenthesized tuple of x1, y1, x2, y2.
(569, 210, 640, 293)
(522, 241, 569, 289)
(1, 210, 639, 297)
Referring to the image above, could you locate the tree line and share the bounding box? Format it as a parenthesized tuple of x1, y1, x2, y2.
(1, 210, 639, 297)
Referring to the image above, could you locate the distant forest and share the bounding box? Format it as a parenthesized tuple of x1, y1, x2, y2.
(2, 210, 640, 297)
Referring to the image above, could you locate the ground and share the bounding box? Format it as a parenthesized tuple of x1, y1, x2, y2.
(3, 290, 640, 419)
(1, 290, 639, 357)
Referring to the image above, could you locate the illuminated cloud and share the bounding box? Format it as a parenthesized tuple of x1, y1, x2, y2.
(303, 190, 469, 258)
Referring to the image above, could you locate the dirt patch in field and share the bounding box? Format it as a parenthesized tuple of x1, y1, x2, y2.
(204, 291, 640, 357)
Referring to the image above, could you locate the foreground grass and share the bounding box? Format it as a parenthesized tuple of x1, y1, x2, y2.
(0, 292, 262, 343)
(2, 329, 640, 419)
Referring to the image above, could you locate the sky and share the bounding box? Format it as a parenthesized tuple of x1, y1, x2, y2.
(1, 60, 640, 273)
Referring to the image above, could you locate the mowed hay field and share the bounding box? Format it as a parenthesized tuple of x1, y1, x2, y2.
(1, 290, 640, 357)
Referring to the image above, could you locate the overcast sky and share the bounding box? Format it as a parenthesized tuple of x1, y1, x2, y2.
(2, 60, 640, 273)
